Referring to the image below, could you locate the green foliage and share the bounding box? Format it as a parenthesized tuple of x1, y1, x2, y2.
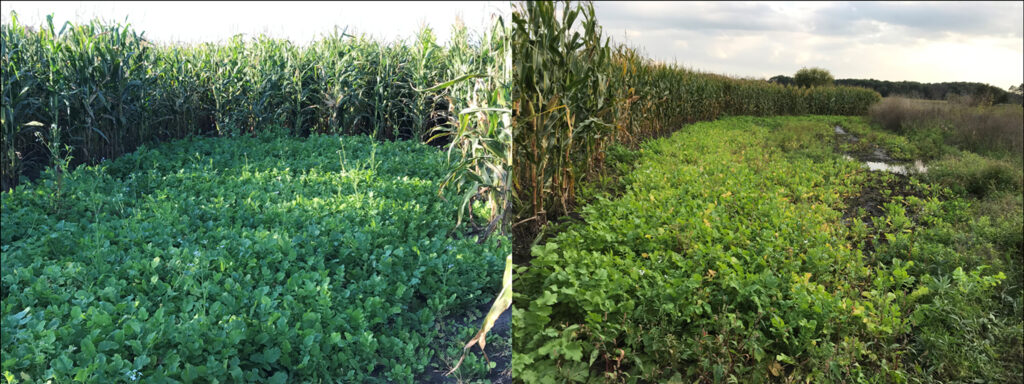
(0, 135, 507, 382)
(512, 0, 617, 230)
(839, 78, 1020, 104)
(511, 2, 881, 246)
(0, 11, 508, 214)
(794, 67, 834, 88)
(835, 116, 927, 161)
(429, 16, 512, 238)
(768, 77, 1022, 105)
(767, 120, 836, 161)
(925, 152, 1023, 198)
(436, 320, 506, 383)
(418, 19, 513, 371)
(513, 116, 1021, 382)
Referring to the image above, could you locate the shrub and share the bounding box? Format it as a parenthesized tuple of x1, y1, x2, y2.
(926, 152, 1023, 197)
(794, 67, 834, 88)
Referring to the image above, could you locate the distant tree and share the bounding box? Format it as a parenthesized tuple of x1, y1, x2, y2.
(830, 78, 1017, 103)
(768, 75, 794, 86)
(771, 75, 1018, 103)
(794, 67, 834, 88)
(1009, 83, 1024, 105)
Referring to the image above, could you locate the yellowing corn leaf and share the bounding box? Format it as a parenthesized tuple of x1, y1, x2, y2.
(447, 254, 512, 376)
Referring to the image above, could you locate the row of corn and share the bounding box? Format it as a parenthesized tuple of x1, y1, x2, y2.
(1, 12, 511, 225)
(511, 1, 881, 238)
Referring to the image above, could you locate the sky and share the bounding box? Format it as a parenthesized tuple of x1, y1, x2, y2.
(594, 1, 1024, 90)
(2, 1, 1021, 90)
(1, 1, 510, 45)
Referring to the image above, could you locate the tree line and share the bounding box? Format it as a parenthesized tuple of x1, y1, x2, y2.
(769, 75, 1024, 105)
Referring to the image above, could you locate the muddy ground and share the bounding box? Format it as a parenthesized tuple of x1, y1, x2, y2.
(835, 124, 927, 257)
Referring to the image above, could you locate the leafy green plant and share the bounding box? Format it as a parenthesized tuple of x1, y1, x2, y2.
(513, 116, 1021, 383)
(0, 134, 508, 383)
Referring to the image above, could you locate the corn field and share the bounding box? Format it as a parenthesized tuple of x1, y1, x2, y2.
(511, 1, 881, 254)
(1, 10, 514, 382)
(1, 13, 511, 235)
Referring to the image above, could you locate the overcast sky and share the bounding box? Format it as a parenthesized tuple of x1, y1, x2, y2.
(595, 1, 1024, 90)
(3, 1, 1021, 89)
(1, 1, 510, 45)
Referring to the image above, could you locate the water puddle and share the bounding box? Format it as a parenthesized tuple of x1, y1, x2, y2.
(862, 159, 928, 175)
(836, 126, 927, 175)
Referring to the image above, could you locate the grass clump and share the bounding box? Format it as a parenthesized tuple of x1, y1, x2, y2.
(926, 152, 1023, 198)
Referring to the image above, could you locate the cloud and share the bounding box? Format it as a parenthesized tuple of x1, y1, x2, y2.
(813, 1, 1024, 38)
(596, 1, 1022, 38)
(596, 2, 802, 33)
(594, 1, 1024, 88)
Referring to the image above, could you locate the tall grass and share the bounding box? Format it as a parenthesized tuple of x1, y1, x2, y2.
(869, 96, 1024, 157)
(511, 1, 881, 256)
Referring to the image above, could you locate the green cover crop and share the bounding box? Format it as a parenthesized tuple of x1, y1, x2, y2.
(513, 116, 1020, 383)
(1, 134, 507, 383)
